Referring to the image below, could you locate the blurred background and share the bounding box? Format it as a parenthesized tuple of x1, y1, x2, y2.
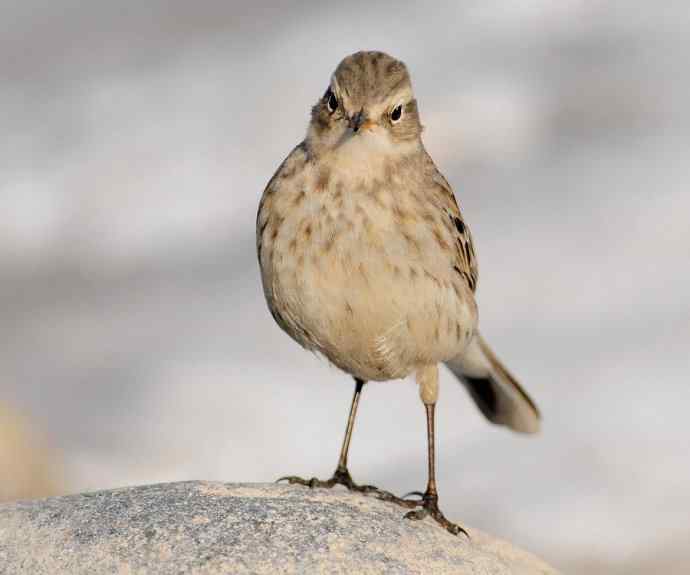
(1, 0, 688, 572)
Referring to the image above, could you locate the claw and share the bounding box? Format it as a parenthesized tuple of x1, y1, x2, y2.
(402, 490, 425, 500)
(403, 492, 469, 538)
(372, 488, 419, 509)
(277, 475, 311, 486)
(276, 476, 299, 484)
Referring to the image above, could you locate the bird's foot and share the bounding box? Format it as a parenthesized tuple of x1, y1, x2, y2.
(277, 467, 417, 508)
(404, 491, 469, 537)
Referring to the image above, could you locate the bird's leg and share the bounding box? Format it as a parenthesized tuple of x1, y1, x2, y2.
(279, 378, 365, 488)
(405, 366, 469, 536)
(331, 376, 363, 483)
(279, 379, 416, 507)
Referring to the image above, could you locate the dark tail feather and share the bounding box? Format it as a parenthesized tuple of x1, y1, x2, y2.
(445, 333, 540, 434)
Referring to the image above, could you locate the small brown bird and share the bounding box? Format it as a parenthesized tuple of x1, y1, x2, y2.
(256, 51, 540, 535)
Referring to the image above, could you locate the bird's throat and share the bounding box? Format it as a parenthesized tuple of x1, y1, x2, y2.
(328, 131, 414, 182)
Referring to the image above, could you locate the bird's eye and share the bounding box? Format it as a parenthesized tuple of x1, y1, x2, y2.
(325, 88, 338, 113)
(390, 104, 403, 123)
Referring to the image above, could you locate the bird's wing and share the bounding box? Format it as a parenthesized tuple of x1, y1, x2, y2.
(256, 143, 310, 338)
(422, 151, 479, 292)
(256, 142, 307, 264)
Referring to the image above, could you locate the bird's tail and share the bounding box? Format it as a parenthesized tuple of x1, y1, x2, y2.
(445, 333, 540, 434)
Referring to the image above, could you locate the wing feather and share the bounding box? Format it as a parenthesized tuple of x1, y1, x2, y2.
(422, 151, 479, 292)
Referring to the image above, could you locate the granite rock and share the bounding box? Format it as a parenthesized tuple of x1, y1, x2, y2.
(0, 481, 558, 574)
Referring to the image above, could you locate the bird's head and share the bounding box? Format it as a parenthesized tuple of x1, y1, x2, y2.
(306, 51, 423, 157)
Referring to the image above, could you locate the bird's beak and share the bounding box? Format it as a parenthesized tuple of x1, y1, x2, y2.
(350, 110, 376, 133)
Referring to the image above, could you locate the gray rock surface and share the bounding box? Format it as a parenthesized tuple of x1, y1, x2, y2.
(0, 481, 558, 574)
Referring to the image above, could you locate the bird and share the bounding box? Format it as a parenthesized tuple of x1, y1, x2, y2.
(256, 51, 540, 536)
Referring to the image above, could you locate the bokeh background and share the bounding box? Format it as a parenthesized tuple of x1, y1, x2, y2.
(2, 1, 689, 572)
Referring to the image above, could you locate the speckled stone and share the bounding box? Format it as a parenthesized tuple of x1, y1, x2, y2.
(0, 481, 558, 574)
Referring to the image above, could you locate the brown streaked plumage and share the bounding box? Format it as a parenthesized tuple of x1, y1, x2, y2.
(257, 51, 540, 536)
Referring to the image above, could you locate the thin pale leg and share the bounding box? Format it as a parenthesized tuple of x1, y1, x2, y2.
(404, 365, 469, 537)
(279, 379, 416, 508)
